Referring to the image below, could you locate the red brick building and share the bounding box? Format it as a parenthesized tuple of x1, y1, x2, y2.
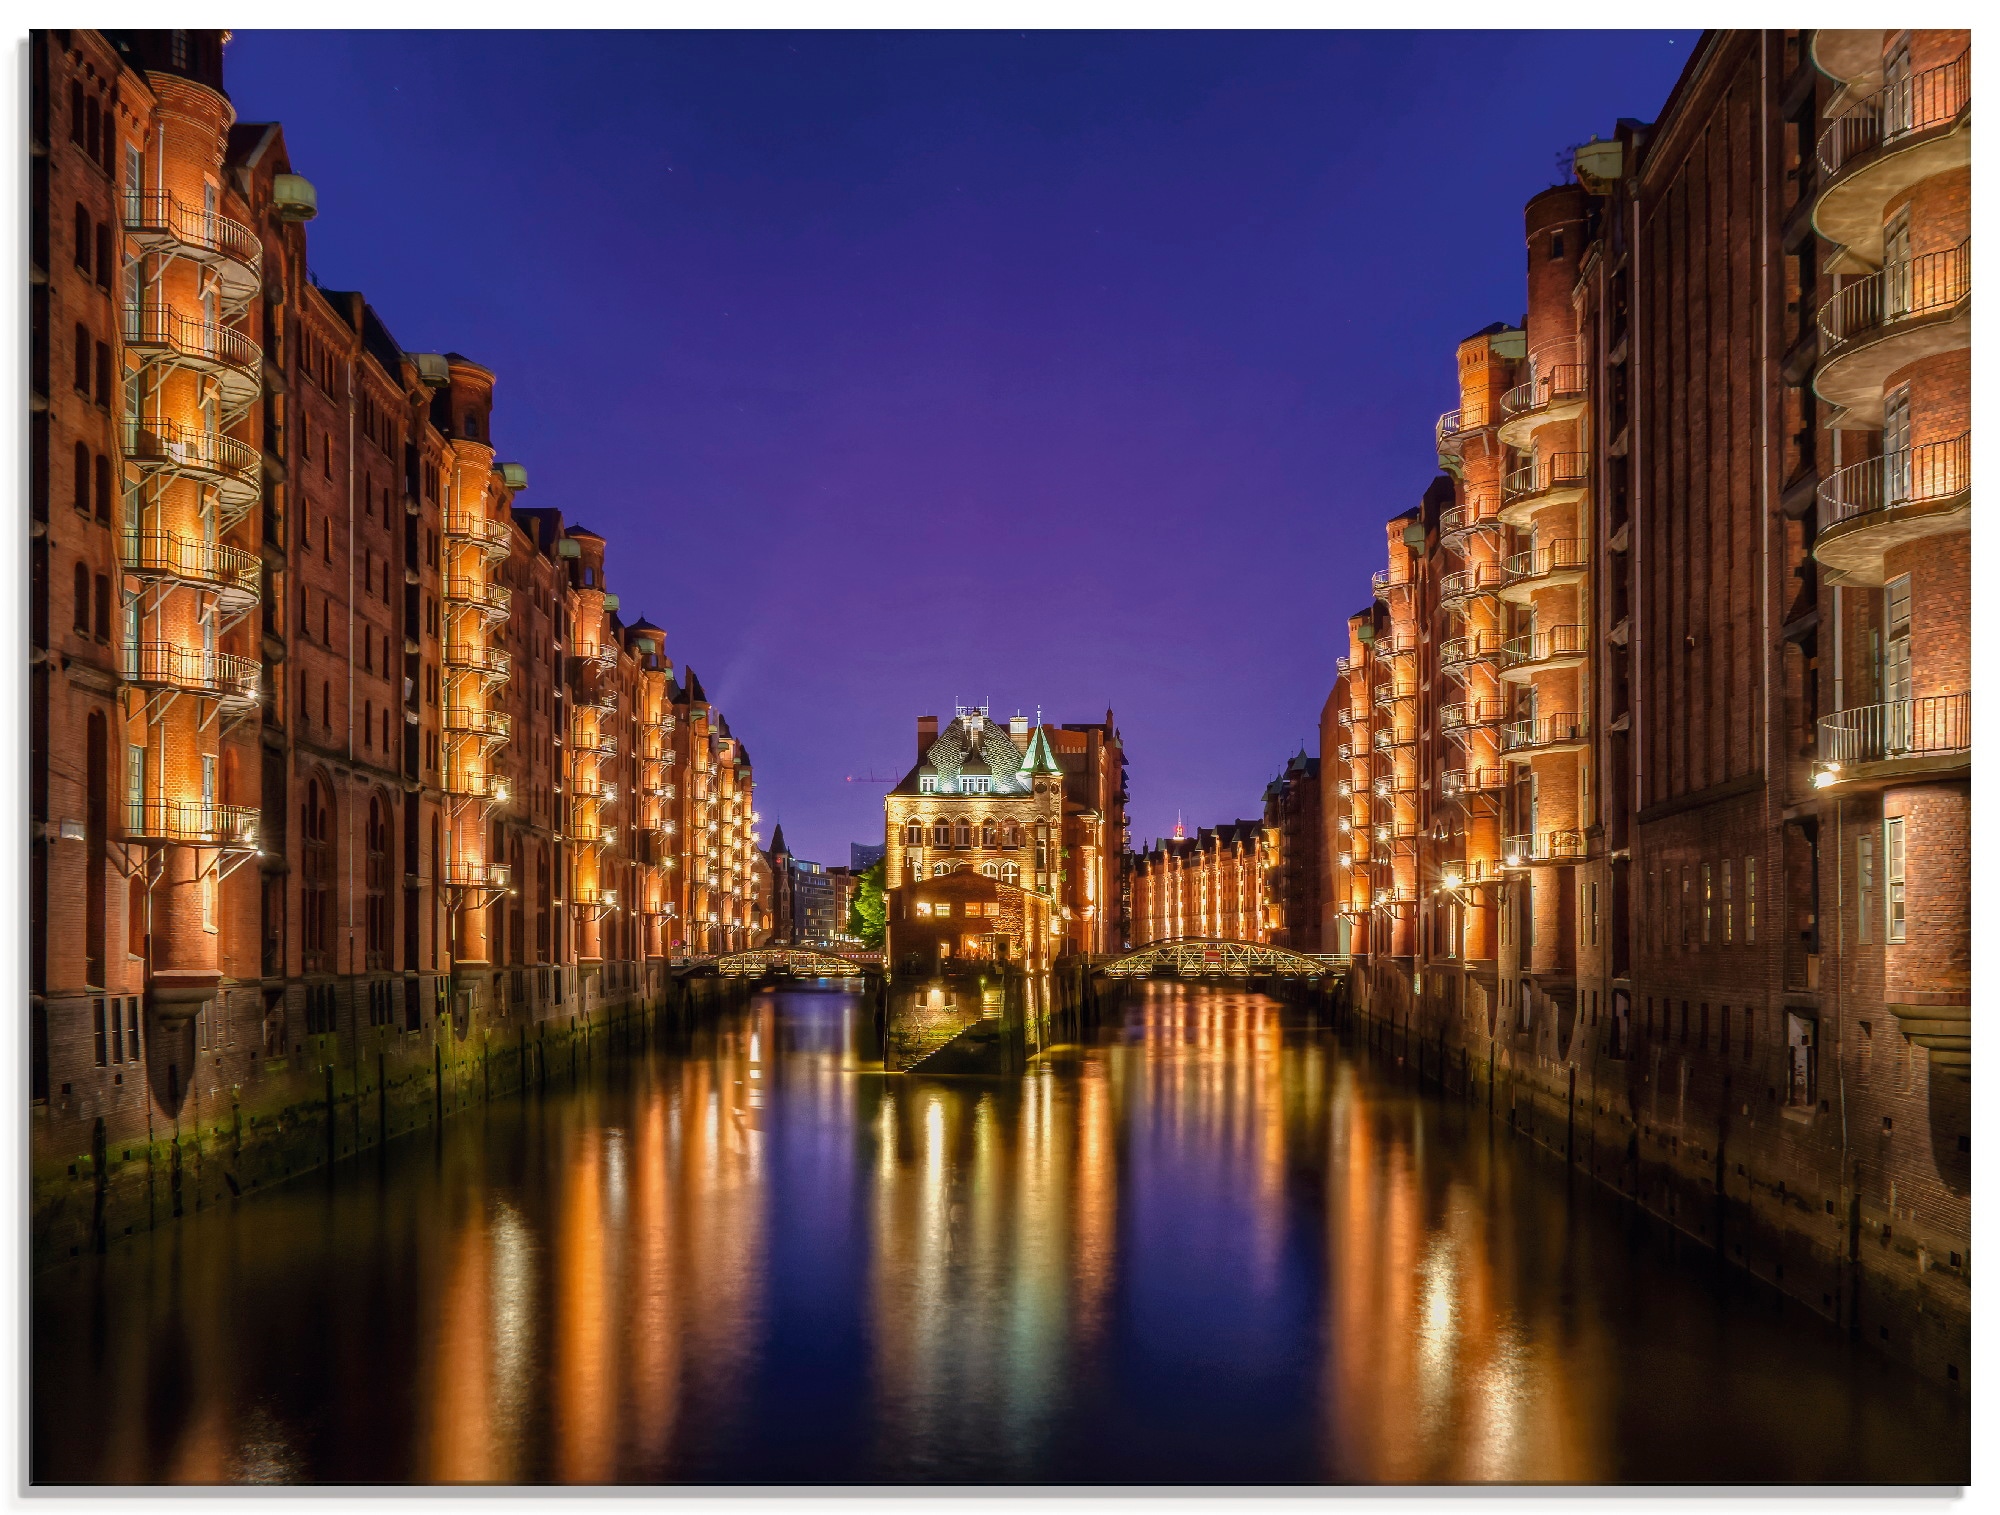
(1127, 818, 1267, 948)
(1261, 750, 1323, 951)
(1324, 29, 1969, 1383)
(29, 29, 766, 1257)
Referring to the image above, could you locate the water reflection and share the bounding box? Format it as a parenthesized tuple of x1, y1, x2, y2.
(32, 982, 1966, 1485)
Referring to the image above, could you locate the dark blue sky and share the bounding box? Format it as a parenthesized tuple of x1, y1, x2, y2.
(227, 30, 1699, 866)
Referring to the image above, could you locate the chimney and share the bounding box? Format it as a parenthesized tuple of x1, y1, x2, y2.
(1009, 713, 1030, 738)
(917, 715, 938, 763)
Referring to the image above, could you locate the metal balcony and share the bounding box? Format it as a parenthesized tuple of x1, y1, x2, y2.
(124, 798, 258, 849)
(1440, 697, 1507, 733)
(1441, 766, 1506, 798)
(121, 190, 261, 314)
(569, 720, 617, 756)
(122, 642, 260, 705)
(1435, 404, 1494, 453)
(1372, 725, 1414, 752)
(444, 705, 512, 741)
(1499, 452, 1588, 520)
(442, 861, 511, 892)
(1497, 348, 1588, 448)
(1439, 489, 1502, 542)
(1815, 434, 1970, 584)
(1375, 631, 1419, 662)
(1501, 830, 1585, 867)
(1815, 692, 1969, 788)
(121, 419, 261, 523)
(120, 528, 261, 608)
(121, 308, 262, 418)
(442, 575, 512, 620)
(575, 640, 619, 669)
(1815, 242, 1970, 424)
(1500, 537, 1589, 601)
(571, 777, 619, 803)
(1440, 559, 1506, 607)
(1372, 565, 1413, 597)
(1440, 632, 1502, 672)
(443, 641, 512, 682)
(1373, 678, 1410, 709)
(1814, 55, 1972, 261)
(1501, 712, 1589, 755)
(443, 511, 512, 558)
(1500, 624, 1588, 680)
(442, 768, 508, 802)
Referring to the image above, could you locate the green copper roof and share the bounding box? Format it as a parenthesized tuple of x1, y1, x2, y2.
(1022, 724, 1063, 775)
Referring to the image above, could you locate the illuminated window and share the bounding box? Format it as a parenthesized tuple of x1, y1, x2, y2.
(904, 819, 922, 846)
(1745, 856, 1756, 943)
(1885, 816, 1906, 944)
(1721, 860, 1733, 944)
(1702, 863, 1712, 944)
(931, 819, 950, 847)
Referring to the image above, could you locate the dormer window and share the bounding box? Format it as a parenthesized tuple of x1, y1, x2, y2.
(919, 775, 937, 793)
(963, 776, 989, 793)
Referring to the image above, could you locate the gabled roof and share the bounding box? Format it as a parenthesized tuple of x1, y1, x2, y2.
(1021, 724, 1063, 776)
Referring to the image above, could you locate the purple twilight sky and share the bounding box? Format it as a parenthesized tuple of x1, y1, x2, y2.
(226, 29, 1700, 867)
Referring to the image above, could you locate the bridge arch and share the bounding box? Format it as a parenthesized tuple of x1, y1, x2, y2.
(708, 945, 881, 979)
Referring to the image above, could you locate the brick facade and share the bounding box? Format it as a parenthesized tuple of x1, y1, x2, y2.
(1321, 29, 1970, 1385)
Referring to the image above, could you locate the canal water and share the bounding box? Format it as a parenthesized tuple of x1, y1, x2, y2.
(33, 983, 1968, 1485)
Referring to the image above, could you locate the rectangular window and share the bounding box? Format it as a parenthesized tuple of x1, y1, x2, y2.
(1745, 856, 1757, 944)
(1722, 860, 1734, 944)
(1858, 832, 1875, 944)
(126, 743, 146, 833)
(1885, 816, 1906, 944)
(1702, 863, 1713, 944)
(93, 999, 108, 1067)
(1679, 866, 1690, 947)
(1786, 1012, 1818, 1107)
(1720, 1004, 1731, 1055)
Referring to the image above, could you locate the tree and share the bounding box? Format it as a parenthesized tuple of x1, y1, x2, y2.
(848, 858, 886, 948)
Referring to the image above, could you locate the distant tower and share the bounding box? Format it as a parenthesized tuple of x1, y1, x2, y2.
(1173, 811, 1186, 841)
(767, 821, 794, 943)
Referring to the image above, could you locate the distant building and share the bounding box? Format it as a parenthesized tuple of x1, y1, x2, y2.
(850, 842, 886, 873)
(1127, 819, 1266, 946)
(765, 824, 840, 944)
(1261, 750, 1323, 951)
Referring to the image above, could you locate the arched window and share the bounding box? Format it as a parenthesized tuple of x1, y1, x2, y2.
(1001, 862, 1020, 885)
(979, 862, 998, 878)
(933, 862, 951, 877)
(981, 819, 997, 848)
(303, 777, 332, 972)
(536, 844, 551, 958)
(904, 818, 923, 846)
(73, 562, 90, 635)
(1001, 821, 1020, 849)
(464, 413, 479, 439)
(73, 441, 90, 514)
(931, 819, 950, 847)
(953, 819, 972, 848)
(95, 453, 111, 521)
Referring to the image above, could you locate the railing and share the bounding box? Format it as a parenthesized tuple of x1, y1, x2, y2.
(1502, 452, 1588, 502)
(1372, 565, 1412, 593)
(125, 798, 258, 848)
(1817, 692, 1969, 766)
(1502, 624, 1588, 669)
(443, 706, 512, 740)
(1504, 537, 1590, 585)
(1373, 679, 1409, 708)
(1441, 766, 1506, 797)
(1440, 698, 1507, 732)
(1335, 654, 1353, 675)
(1501, 357, 1588, 419)
(442, 861, 511, 890)
(121, 419, 260, 493)
(1818, 240, 1970, 347)
(442, 575, 512, 617)
(1376, 631, 1419, 659)
(571, 777, 618, 803)
(1435, 405, 1493, 446)
(1440, 632, 1503, 669)
(1441, 560, 1506, 603)
(1373, 725, 1413, 751)
(575, 640, 619, 668)
(120, 529, 261, 597)
(1817, 54, 1971, 179)
(122, 642, 260, 701)
(442, 641, 512, 680)
(1502, 713, 1588, 752)
(442, 768, 506, 801)
(122, 190, 261, 292)
(442, 511, 512, 553)
(1502, 830, 1585, 866)
(122, 307, 261, 379)
(1439, 490, 1501, 538)
(570, 720, 617, 756)
(1336, 707, 1355, 729)
(1819, 434, 1970, 528)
